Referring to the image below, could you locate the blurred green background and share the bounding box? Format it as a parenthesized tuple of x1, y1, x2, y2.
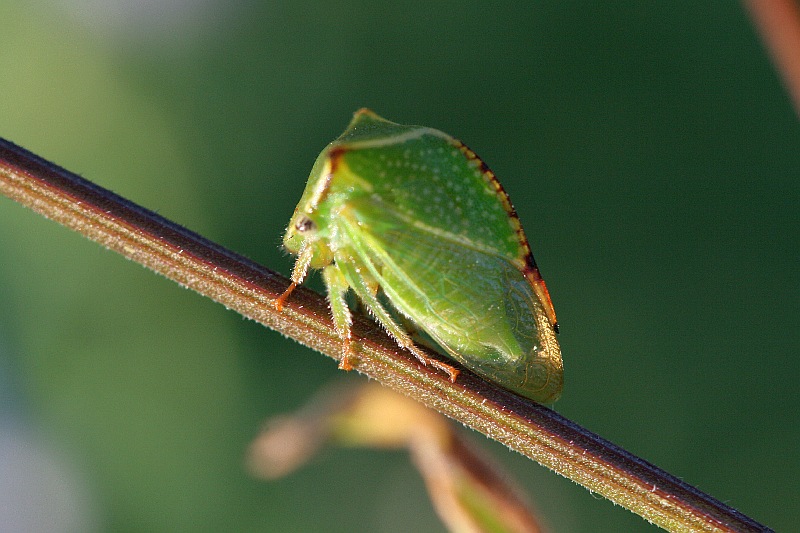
(0, 1, 797, 531)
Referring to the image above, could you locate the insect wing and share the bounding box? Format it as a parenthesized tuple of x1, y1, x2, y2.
(336, 196, 563, 402)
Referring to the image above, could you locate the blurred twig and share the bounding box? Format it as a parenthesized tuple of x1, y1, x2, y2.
(744, 0, 800, 117)
(248, 382, 546, 533)
(0, 139, 772, 532)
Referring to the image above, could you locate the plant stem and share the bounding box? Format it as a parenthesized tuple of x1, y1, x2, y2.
(744, 0, 800, 118)
(0, 138, 771, 533)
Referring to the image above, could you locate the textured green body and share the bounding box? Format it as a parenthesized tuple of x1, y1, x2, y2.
(282, 109, 563, 402)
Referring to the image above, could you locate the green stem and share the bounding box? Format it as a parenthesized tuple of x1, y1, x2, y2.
(0, 138, 771, 533)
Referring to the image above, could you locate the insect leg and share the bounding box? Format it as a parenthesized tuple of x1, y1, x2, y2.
(336, 259, 460, 383)
(275, 240, 314, 311)
(322, 264, 355, 370)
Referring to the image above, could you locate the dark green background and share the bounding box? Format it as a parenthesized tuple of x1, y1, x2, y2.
(0, 2, 796, 531)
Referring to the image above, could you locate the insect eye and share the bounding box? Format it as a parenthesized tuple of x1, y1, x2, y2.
(295, 216, 316, 232)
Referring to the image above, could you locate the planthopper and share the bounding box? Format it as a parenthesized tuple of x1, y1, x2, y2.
(277, 109, 563, 403)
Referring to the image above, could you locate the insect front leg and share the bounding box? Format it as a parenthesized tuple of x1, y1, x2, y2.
(275, 240, 314, 311)
(322, 264, 355, 370)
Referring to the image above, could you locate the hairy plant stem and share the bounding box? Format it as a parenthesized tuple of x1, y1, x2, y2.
(0, 138, 771, 533)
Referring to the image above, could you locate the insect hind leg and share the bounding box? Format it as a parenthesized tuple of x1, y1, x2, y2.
(335, 258, 460, 383)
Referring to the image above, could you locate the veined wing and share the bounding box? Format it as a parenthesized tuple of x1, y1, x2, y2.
(336, 198, 562, 401)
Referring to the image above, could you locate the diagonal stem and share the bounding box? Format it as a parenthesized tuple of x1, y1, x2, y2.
(0, 138, 771, 533)
(744, 0, 800, 118)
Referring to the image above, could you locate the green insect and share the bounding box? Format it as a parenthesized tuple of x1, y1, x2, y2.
(277, 109, 562, 403)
